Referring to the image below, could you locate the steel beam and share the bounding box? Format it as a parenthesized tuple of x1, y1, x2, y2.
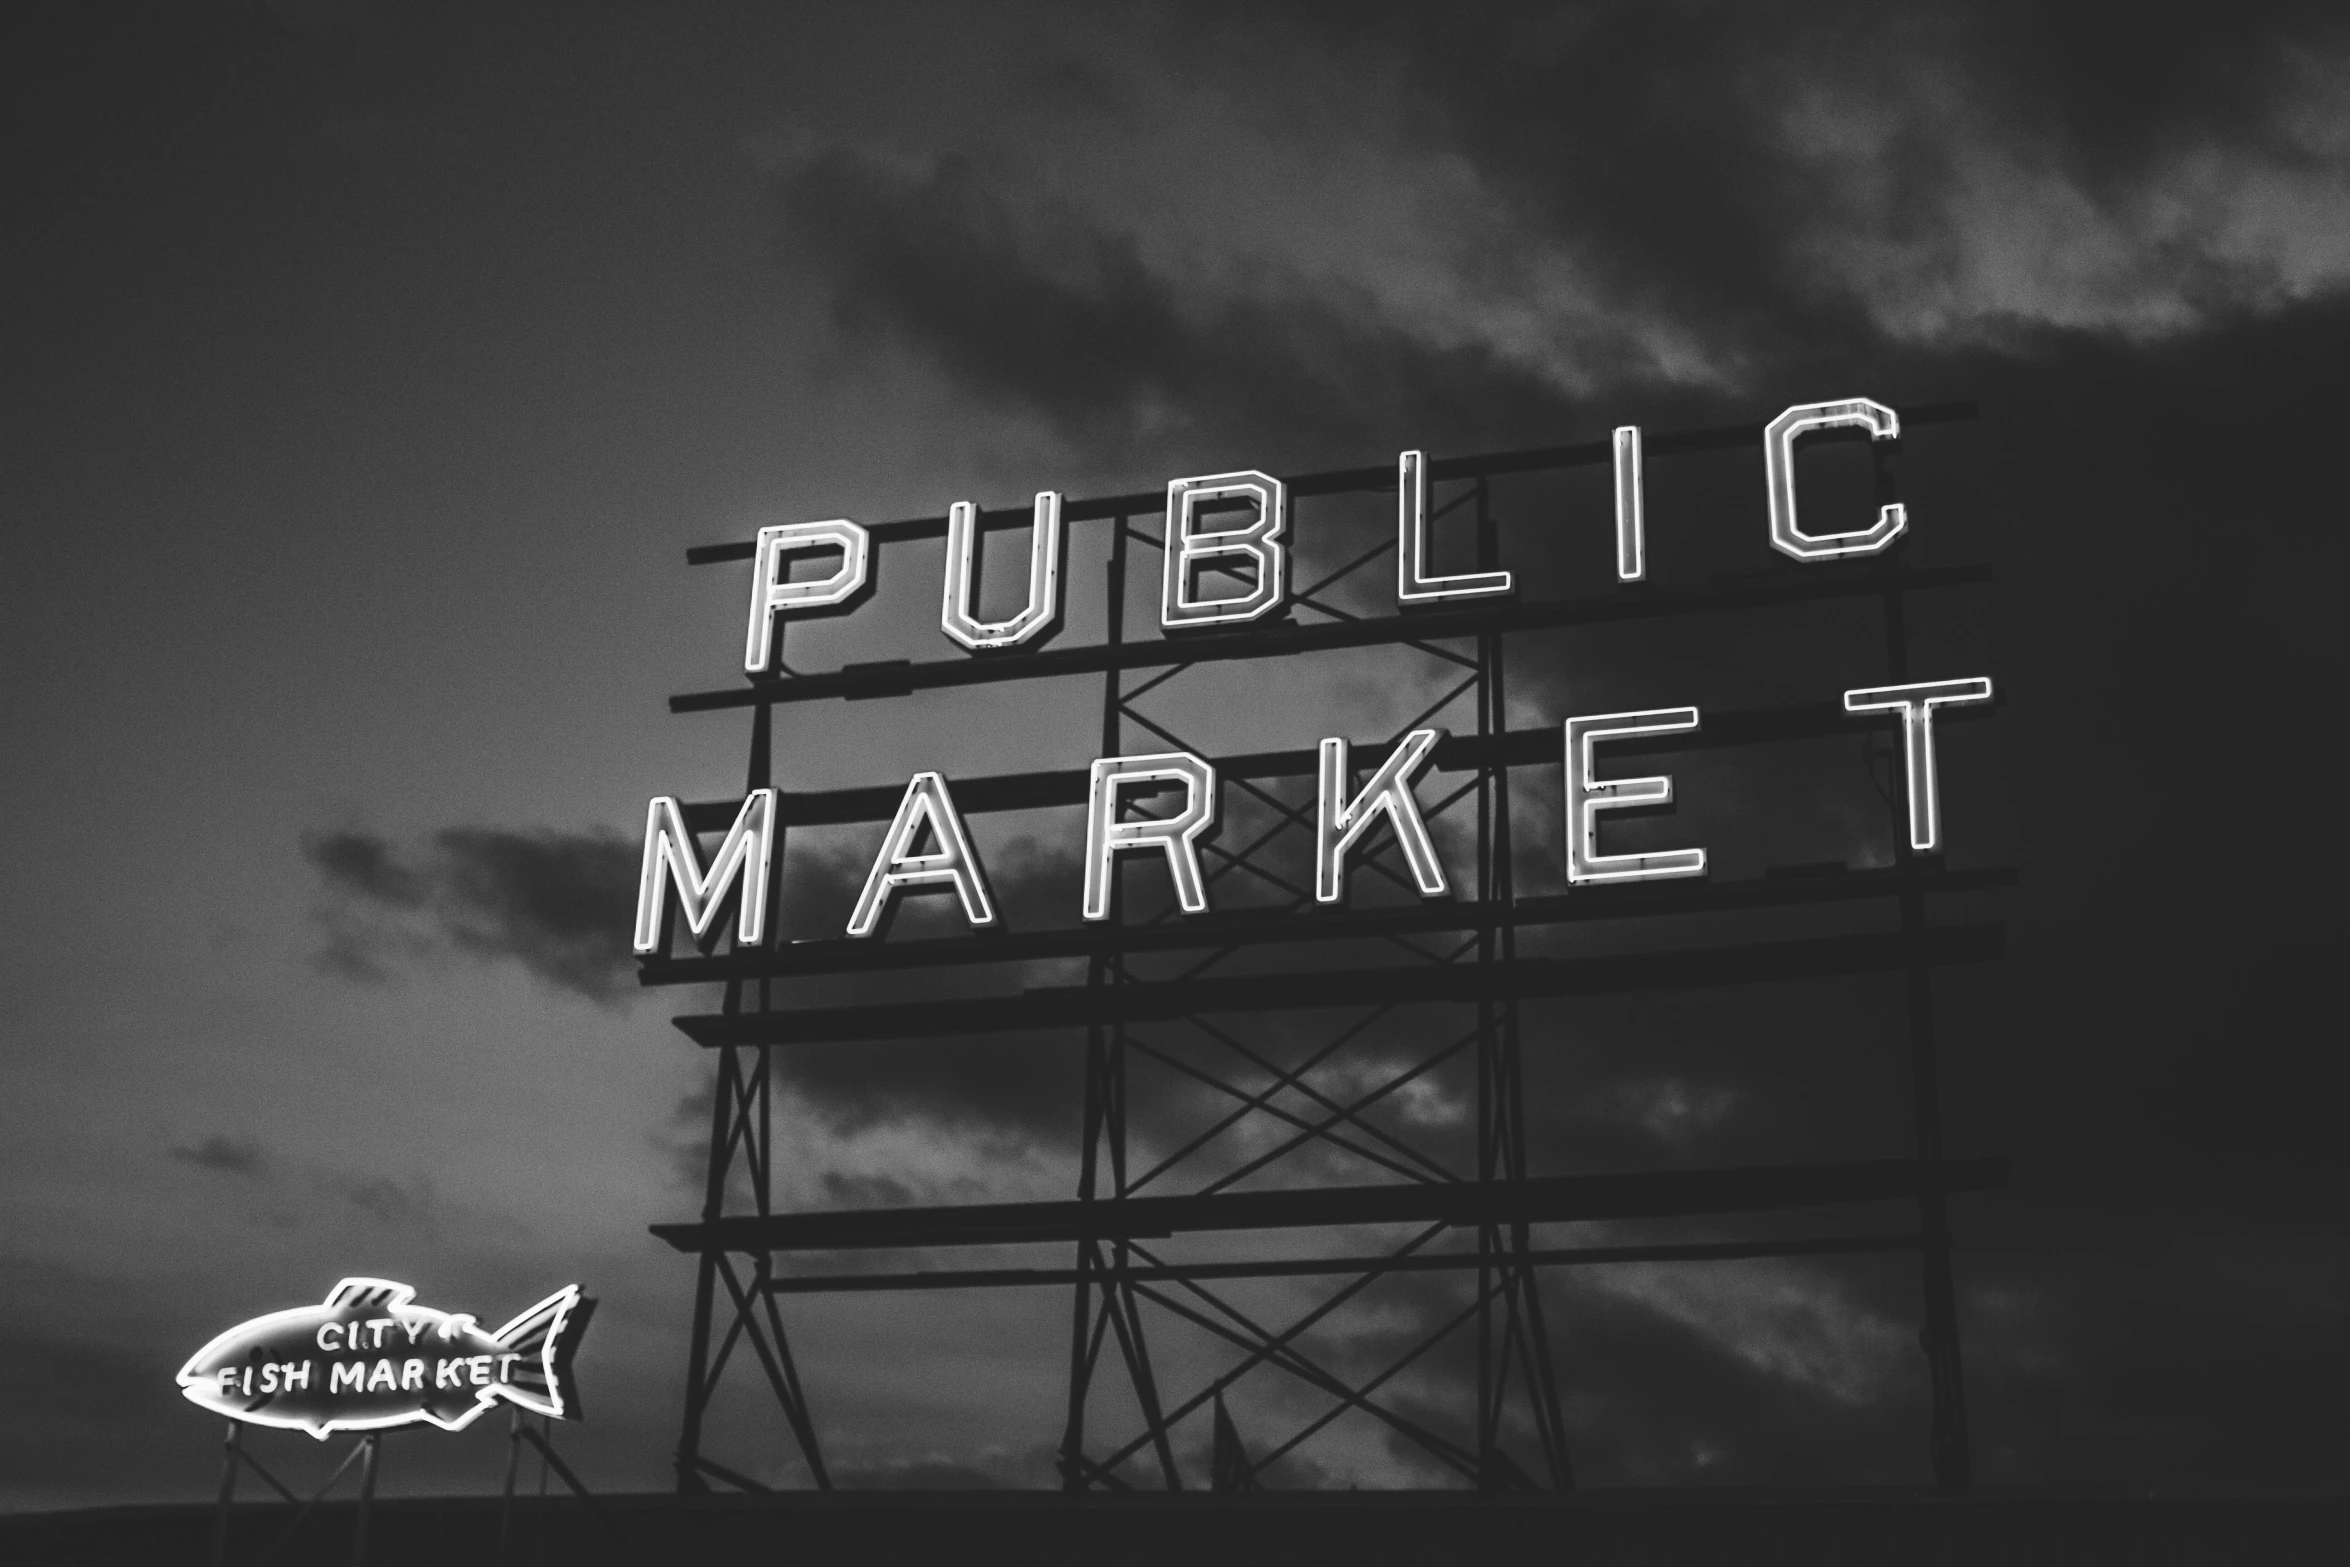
(659, 408, 2005, 1495)
(757, 1233, 1928, 1293)
(669, 563, 1993, 713)
(682, 400, 1978, 559)
(669, 924, 2003, 1047)
(653, 1155, 2007, 1254)
(641, 864, 2014, 984)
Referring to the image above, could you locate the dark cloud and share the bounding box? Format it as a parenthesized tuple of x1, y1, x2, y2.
(168, 1132, 270, 1179)
(1957, 1236, 2350, 1488)
(334, 1172, 441, 1231)
(430, 827, 642, 1001)
(306, 829, 427, 909)
(305, 825, 637, 1004)
(766, 1, 2350, 473)
(166, 1130, 459, 1231)
(819, 1170, 921, 1208)
(1324, 1, 2350, 349)
(769, 143, 1576, 471)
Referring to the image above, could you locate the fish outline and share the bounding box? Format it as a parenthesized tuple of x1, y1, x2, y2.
(175, 1277, 587, 1440)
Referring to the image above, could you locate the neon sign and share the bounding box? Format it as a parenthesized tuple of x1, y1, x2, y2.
(177, 1278, 588, 1439)
(632, 397, 1997, 947)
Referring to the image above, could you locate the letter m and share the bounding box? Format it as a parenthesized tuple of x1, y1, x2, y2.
(633, 790, 777, 955)
(329, 1362, 366, 1395)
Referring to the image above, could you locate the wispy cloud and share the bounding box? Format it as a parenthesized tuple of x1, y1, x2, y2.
(169, 1133, 271, 1179)
(305, 825, 638, 1004)
(758, 1, 2350, 473)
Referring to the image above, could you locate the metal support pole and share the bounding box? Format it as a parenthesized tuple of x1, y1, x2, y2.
(499, 1408, 523, 1558)
(1485, 481, 1569, 1488)
(1883, 582, 1972, 1487)
(674, 1032, 734, 1492)
(210, 1420, 240, 1567)
(349, 1434, 380, 1567)
(1474, 477, 1499, 1489)
(1064, 514, 1128, 1489)
(677, 601, 812, 1493)
(1467, 475, 1571, 1490)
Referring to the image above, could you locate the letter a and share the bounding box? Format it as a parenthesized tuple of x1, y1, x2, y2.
(1316, 730, 1450, 903)
(846, 772, 998, 937)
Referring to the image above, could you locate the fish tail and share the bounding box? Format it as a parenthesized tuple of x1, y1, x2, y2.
(489, 1286, 593, 1421)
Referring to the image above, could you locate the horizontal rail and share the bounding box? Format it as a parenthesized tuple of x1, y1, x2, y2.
(675, 694, 1998, 833)
(670, 923, 2002, 1046)
(683, 400, 1979, 560)
(759, 1234, 1926, 1292)
(641, 864, 2016, 985)
(651, 1155, 2007, 1252)
(669, 561, 1993, 712)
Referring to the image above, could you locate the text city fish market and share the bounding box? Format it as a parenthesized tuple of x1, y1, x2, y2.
(633, 399, 1992, 951)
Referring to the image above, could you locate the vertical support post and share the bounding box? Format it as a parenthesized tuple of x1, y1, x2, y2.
(349, 1434, 380, 1567)
(500, 1408, 523, 1558)
(1883, 583, 1972, 1487)
(739, 690, 832, 1488)
(1472, 477, 1498, 1488)
(1468, 475, 1570, 1490)
(673, 704, 757, 1491)
(675, 630, 831, 1491)
(211, 1421, 240, 1567)
(1063, 515, 1128, 1488)
(1058, 510, 1182, 1490)
(1480, 478, 1569, 1488)
(1103, 512, 1181, 1491)
(675, 1036, 735, 1491)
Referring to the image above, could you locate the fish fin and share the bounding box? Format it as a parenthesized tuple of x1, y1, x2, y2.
(322, 1278, 415, 1310)
(489, 1286, 592, 1421)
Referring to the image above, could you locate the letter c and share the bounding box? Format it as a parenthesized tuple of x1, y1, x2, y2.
(1764, 398, 1907, 560)
(317, 1322, 341, 1351)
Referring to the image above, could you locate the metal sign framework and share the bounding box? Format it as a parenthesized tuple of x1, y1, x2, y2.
(641, 405, 2008, 1493)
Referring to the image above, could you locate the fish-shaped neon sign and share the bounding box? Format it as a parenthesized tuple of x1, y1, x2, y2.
(176, 1277, 591, 1438)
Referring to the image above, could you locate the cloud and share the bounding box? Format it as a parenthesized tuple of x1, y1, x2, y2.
(169, 1133, 270, 1179)
(1584, 1255, 1916, 1409)
(1350, 2, 2350, 349)
(1586, 1077, 1743, 1153)
(303, 831, 426, 908)
(333, 1171, 442, 1231)
(764, 139, 1580, 471)
(160, 1130, 489, 1239)
(759, 1, 2350, 475)
(305, 825, 638, 1004)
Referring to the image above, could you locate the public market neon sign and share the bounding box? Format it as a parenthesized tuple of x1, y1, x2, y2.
(635, 399, 1991, 950)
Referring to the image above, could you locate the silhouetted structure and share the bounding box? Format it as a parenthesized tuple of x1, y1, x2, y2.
(640, 407, 2007, 1493)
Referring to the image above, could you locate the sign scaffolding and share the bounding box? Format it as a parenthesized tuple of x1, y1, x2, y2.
(641, 405, 2008, 1493)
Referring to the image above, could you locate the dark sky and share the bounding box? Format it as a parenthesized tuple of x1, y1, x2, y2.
(4, 0, 2347, 1508)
